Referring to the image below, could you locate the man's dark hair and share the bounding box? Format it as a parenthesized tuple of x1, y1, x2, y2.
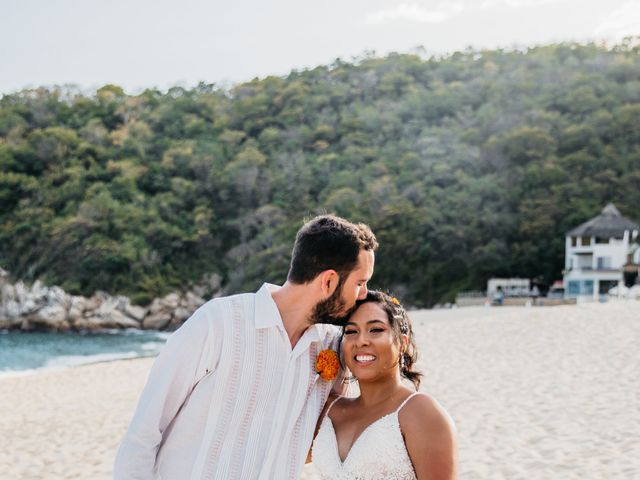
(287, 214, 378, 284)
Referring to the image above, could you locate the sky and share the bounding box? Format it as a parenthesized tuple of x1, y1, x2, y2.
(1, 0, 639, 95)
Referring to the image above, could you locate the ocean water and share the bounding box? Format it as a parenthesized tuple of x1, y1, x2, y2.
(0, 330, 169, 377)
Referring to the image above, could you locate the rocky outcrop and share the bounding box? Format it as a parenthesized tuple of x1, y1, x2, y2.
(0, 268, 218, 332)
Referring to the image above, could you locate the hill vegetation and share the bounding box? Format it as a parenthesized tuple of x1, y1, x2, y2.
(1, 40, 639, 306)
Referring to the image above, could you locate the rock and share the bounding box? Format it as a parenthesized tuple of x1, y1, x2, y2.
(148, 298, 165, 314)
(35, 305, 68, 326)
(74, 309, 140, 330)
(85, 298, 142, 329)
(172, 307, 191, 324)
(1, 283, 16, 301)
(143, 311, 172, 330)
(72, 316, 103, 331)
(4, 299, 22, 318)
(30, 280, 48, 299)
(163, 293, 180, 309)
(95, 296, 121, 315)
(124, 304, 146, 321)
(0, 270, 223, 331)
(85, 291, 108, 311)
(111, 311, 141, 329)
(68, 296, 87, 321)
(184, 292, 205, 312)
(20, 311, 71, 331)
(112, 295, 131, 311)
(47, 286, 71, 309)
(21, 298, 39, 315)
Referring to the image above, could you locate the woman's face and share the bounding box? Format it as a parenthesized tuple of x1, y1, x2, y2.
(342, 302, 404, 383)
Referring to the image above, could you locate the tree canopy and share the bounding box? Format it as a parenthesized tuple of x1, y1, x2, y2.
(1, 40, 639, 306)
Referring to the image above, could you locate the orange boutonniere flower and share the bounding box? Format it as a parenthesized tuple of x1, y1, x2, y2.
(315, 349, 340, 381)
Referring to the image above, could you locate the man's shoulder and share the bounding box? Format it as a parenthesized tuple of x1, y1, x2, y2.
(169, 291, 258, 347)
(315, 323, 342, 346)
(192, 291, 255, 321)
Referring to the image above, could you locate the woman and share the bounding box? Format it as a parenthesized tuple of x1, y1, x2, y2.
(311, 291, 457, 479)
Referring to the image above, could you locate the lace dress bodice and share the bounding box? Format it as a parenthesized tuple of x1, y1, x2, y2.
(311, 393, 419, 480)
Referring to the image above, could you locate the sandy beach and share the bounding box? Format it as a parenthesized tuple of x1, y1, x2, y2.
(1, 300, 638, 479)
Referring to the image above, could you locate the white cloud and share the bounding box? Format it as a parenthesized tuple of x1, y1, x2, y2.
(480, 0, 565, 7)
(595, 2, 640, 39)
(364, 3, 464, 25)
(365, 0, 567, 26)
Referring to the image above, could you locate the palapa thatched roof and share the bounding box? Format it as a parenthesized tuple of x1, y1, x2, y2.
(567, 204, 640, 238)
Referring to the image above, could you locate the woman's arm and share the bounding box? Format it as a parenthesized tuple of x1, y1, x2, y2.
(400, 394, 457, 480)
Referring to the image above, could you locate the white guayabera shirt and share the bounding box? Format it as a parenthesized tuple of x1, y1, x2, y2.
(114, 283, 340, 480)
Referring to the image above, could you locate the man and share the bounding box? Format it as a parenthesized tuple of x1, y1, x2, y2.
(114, 214, 377, 479)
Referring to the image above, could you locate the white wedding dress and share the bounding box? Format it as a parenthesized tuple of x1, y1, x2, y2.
(311, 392, 420, 480)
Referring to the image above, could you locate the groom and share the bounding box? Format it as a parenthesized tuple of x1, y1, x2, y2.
(114, 214, 377, 479)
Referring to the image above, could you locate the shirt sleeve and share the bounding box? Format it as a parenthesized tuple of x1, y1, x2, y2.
(113, 305, 217, 479)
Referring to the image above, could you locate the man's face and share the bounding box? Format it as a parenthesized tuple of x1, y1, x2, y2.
(310, 249, 375, 325)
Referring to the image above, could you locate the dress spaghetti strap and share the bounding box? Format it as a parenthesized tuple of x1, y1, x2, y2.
(325, 396, 342, 415)
(395, 392, 422, 413)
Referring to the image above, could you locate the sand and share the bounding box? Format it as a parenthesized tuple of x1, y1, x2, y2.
(1, 300, 638, 479)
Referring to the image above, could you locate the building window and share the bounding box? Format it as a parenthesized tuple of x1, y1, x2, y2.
(571, 236, 577, 247)
(595, 237, 609, 244)
(583, 280, 594, 294)
(599, 280, 618, 294)
(581, 236, 591, 246)
(567, 281, 580, 295)
(597, 257, 612, 269)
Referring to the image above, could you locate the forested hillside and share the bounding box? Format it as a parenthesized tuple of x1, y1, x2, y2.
(1, 41, 639, 306)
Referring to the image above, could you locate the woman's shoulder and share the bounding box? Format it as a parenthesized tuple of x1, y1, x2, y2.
(400, 393, 457, 478)
(399, 392, 456, 439)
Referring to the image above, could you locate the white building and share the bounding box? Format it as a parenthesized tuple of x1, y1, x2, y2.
(563, 204, 640, 301)
(487, 278, 531, 297)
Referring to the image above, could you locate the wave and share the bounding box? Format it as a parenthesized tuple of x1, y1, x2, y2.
(140, 341, 162, 351)
(44, 351, 148, 368)
(0, 351, 161, 380)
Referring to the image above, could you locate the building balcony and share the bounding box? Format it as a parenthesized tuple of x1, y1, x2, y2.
(565, 266, 622, 274)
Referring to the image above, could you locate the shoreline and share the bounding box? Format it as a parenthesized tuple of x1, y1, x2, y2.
(0, 352, 159, 380)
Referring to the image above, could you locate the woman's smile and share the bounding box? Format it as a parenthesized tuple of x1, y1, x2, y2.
(354, 354, 377, 365)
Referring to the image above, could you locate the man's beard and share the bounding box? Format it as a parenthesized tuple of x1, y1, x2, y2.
(309, 282, 357, 326)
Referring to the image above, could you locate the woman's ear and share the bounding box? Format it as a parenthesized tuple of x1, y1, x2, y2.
(400, 334, 409, 352)
(319, 269, 340, 298)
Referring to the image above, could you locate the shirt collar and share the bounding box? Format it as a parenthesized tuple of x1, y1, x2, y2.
(254, 283, 284, 330)
(253, 283, 323, 345)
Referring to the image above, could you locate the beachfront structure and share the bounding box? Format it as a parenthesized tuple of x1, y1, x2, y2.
(487, 278, 531, 297)
(563, 204, 640, 301)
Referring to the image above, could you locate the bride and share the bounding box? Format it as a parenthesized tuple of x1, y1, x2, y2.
(310, 291, 457, 479)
